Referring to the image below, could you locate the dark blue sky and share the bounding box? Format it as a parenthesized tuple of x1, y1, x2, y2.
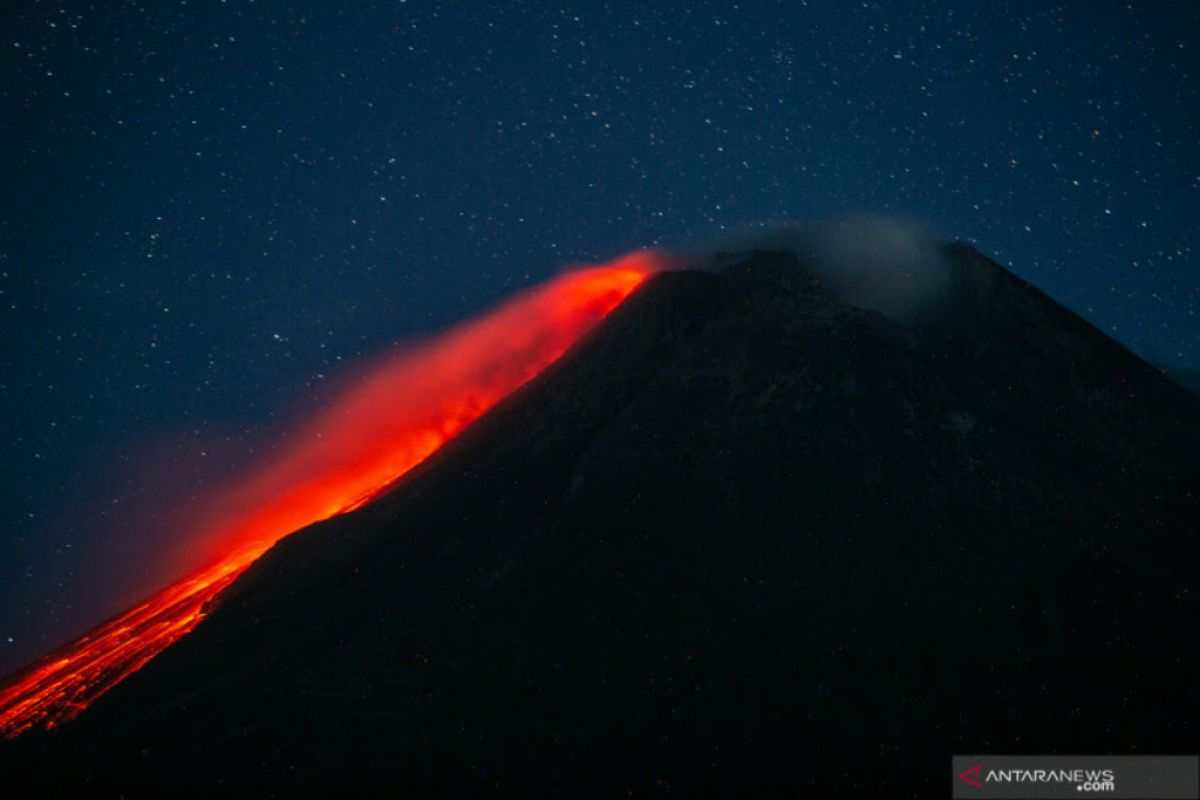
(1, 1, 1197, 672)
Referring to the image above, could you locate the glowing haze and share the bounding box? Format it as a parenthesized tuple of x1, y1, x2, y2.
(0, 253, 659, 739)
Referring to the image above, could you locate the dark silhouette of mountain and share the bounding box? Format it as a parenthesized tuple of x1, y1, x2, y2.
(4, 245, 1199, 796)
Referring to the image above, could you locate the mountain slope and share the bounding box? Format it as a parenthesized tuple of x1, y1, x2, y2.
(6, 246, 1199, 796)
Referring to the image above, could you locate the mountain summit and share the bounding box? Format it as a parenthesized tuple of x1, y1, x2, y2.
(5, 245, 1199, 795)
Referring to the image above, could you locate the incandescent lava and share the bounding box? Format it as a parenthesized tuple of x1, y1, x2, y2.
(0, 254, 658, 739)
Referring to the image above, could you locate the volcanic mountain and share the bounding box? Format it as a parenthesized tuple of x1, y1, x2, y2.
(4, 244, 1199, 796)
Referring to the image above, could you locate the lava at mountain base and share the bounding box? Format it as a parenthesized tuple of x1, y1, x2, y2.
(0, 254, 658, 739)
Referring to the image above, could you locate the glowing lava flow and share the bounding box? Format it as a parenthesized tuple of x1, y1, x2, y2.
(0, 254, 658, 739)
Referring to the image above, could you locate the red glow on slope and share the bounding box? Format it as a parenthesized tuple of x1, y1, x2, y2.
(0, 253, 659, 739)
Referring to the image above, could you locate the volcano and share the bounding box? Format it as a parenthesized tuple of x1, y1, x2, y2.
(3, 244, 1199, 795)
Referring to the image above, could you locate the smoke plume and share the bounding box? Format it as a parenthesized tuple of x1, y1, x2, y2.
(701, 214, 954, 322)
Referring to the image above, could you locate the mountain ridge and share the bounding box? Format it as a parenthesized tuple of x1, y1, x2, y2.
(5, 244, 1198, 795)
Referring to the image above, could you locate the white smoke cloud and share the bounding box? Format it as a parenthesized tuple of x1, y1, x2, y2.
(697, 214, 954, 322)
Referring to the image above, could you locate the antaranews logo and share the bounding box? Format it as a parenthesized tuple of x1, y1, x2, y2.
(957, 764, 1113, 793)
(958, 764, 983, 789)
(951, 755, 1199, 799)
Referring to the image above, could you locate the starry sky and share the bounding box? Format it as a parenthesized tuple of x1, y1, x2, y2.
(1, 1, 1197, 673)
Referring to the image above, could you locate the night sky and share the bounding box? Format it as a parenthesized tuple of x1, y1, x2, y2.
(1, 1, 1197, 674)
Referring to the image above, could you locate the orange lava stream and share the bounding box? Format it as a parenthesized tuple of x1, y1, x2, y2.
(0, 255, 657, 739)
